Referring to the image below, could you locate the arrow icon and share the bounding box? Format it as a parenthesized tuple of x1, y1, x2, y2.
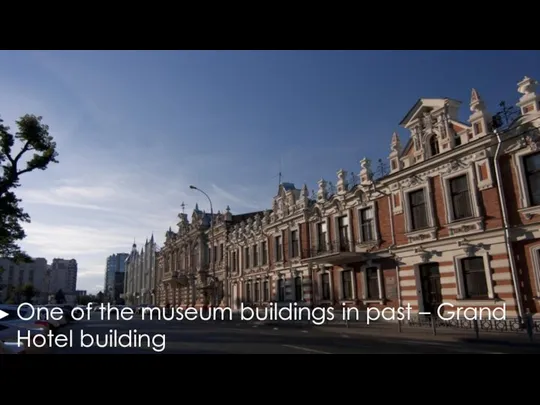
(0, 309, 8, 320)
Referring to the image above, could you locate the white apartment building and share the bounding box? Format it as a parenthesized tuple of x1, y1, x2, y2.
(0, 257, 49, 304)
(50, 258, 78, 294)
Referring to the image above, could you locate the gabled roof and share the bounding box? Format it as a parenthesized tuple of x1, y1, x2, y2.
(399, 98, 461, 127)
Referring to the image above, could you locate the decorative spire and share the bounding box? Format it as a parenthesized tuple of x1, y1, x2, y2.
(301, 183, 309, 198)
(518, 76, 537, 95)
(390, 132, 401, 152)
(470, 88, 485, 113)
(181, 201, 186, 213)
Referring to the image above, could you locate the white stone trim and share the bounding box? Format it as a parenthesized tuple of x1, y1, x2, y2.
(338, 267, 356, 301)
(289, 227, 300, 258)
(529, 245, 540, 298)
(475, 158, 494, 190)
(513, 147, 540, 219)
(333, 211, 354, 249)
(273, 233, 284, 263)
(360, 262, 384, 302)
(357, 201, 380, 244)
(402, 180, 437, 243)
(440, 165, 481, 223)
(292, 273, 304, 301)
(391, 190, 403, 215)
(317, 266, 333, 302)
(453, 252, 494, 300)
(312, 218, 329, 251)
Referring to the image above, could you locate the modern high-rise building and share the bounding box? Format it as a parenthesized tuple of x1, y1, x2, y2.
(104, 253, 128, 301)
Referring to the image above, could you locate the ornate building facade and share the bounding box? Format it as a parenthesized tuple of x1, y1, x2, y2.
(157, 75, 540, 319)
(124, 235, 158, 305)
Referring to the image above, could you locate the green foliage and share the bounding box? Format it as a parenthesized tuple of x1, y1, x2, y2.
(19, 283, 38, 302)
(0, 114, 58, 262)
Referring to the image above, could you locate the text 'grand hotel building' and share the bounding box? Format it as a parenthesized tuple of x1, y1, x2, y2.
(155, 75, 540, 320)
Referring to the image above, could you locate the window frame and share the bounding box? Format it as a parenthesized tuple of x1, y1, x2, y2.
(452, 252, 494, 300)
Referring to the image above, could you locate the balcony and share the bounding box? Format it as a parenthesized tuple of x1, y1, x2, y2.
(302, 240, 365, 266)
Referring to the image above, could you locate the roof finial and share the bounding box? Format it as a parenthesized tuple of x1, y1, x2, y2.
(181, 201, 186, 213)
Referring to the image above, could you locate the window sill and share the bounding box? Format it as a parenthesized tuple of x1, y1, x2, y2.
(362, 299, 385, 305)
(405, 227, 437, 244)
(447, 217, 484, 236)
(454, 297, 499, 304)
(518, 205, 540, 221)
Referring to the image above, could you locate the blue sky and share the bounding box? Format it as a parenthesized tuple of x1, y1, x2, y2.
(0, 50, 538, 294)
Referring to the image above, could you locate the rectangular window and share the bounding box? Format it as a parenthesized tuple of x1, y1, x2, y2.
(524, 152, 540, 206)
(366, 267, 380, 300)
(275, 236, 283, 262)
(232, 251, 237, 271)
(294, 276, 303, 301)
(254, 281, 260, 302)
(291, 230, 299, 258)
(278, 279, 285, 301)
(360, 207, 375, 242)
(317, 222, 327, 252)
(321, 273, 331, 300)
(246, 282, 251, 302)
(461, 257, 489, 299)
(261, 241, 268, 265)
(449, 175, 472, 220)
(341, 270, 353, 300)
(409, 189, 428, 230)
(245, 247, 250, 269)
(263, 280, 269, 301)
(338, 216, 349, 251)
(253, 244, 258, 267)
(219, 243, 224, 261)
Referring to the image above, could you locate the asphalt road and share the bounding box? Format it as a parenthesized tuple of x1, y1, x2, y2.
(37, 312, 540, 354)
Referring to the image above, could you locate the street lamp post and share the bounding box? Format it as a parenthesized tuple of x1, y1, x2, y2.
(189, 185, 217, 307)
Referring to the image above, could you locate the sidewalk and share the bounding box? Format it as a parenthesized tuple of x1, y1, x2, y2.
(310, 321, 540, 347)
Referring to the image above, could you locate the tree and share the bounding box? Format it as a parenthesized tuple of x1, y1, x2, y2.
(0, 114, 59, 262)
(19, 283, 38, 303)
(55, 289, 65, 304)
(96, 291, 104, 303)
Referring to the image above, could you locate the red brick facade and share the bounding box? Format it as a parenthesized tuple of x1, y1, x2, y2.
(157, 75, 540, 320)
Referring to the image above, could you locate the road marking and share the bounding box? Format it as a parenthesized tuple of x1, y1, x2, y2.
(282, 344, 331, 354)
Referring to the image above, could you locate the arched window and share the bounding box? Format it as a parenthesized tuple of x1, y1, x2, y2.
(429, 135, 440, 156)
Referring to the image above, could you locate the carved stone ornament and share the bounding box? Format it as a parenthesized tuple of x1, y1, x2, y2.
(446, 158, 467, 174)
(525, 134, 540, 152)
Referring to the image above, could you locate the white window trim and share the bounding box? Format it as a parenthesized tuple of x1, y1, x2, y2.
(293, 274, 304, 301)
(289, 227, 300, 259)
(317, 266, 333, 302)
(273, 233, 284, 263)
(357, 202, 380, 244)
(513, 147, 540, 211)
(360, 262, 384, 303)
(333, 211, 354, 250)
(426, 133, 441, 159)
(402, 180, 436, 234)
(252, 243, 258, 268)
(453, 252, 495, 300)
(338, 267, 356, 301)
(529, 245, 540, 298)
(313, 218, 329, 251)
(441, 165, 481, 223)
(260, 240, 268, 266)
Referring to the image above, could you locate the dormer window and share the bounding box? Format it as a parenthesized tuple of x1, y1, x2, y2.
(429, 135, 440, 157)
